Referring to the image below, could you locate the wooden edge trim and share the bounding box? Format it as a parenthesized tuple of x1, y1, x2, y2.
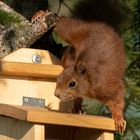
(0, 61, 63, 78)
(0, 104, 116, 131)
(0, 103, 28, 120)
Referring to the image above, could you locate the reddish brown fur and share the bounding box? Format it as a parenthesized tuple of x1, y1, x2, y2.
(54, 17, 126, 132)
(31, 10, 46, 23)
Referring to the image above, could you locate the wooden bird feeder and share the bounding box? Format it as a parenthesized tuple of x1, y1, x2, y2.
(0, 48, 116, 140)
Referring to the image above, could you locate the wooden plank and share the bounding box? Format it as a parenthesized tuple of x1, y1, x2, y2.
(0, 74, 62, 110)
(2, 48, 61, 64)
(0, 61, 63, 78)
(0, 104, 116, 131)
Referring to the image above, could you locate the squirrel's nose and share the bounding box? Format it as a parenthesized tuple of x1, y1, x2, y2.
(54, 92, 60, 98)
(55, 94, 60, 98)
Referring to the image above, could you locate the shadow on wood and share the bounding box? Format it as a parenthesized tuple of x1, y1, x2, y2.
(0, 116, 33, 140)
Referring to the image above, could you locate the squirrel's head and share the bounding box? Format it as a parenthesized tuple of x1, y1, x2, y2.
(54, 62, 91, 101)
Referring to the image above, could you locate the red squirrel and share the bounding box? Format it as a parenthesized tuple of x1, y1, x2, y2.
(54, 16, 126, 133)
(32, 9, 126, 133)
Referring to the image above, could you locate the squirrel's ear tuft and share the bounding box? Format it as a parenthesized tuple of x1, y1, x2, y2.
(75, 62, 87, 75)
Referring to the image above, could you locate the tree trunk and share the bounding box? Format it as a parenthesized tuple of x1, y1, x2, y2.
(0, 1, 57, 58)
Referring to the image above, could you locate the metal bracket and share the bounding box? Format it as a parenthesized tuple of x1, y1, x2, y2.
(22, 96, 45, 108)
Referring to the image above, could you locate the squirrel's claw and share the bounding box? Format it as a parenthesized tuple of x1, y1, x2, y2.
(114, 118, 126, 135)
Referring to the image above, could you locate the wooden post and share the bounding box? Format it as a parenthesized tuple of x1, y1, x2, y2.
(100, 132, 114, 140)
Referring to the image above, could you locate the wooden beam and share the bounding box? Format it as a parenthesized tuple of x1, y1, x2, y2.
(0, 61, 63, 78)
(0, 104, 116, 131)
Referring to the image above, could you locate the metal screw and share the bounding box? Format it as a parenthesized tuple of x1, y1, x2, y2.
(24, 97, 29, 102)
(39, 99, 45, 104)
(32, 54, 42, 63)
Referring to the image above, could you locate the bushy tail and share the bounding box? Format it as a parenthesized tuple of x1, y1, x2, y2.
(72, 0, 128, 31)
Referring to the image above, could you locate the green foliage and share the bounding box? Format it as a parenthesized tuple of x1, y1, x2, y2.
(0, 9, 21, 26)
(52, 32, 69, 47)
(3, 0, 13, 3)
(116, 0, 140, 139)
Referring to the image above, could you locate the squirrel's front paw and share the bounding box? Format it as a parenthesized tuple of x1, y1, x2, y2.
(114, 117, 126, 135)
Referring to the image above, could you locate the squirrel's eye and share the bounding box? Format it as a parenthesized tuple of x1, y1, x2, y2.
(68, 81, 76, 88)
